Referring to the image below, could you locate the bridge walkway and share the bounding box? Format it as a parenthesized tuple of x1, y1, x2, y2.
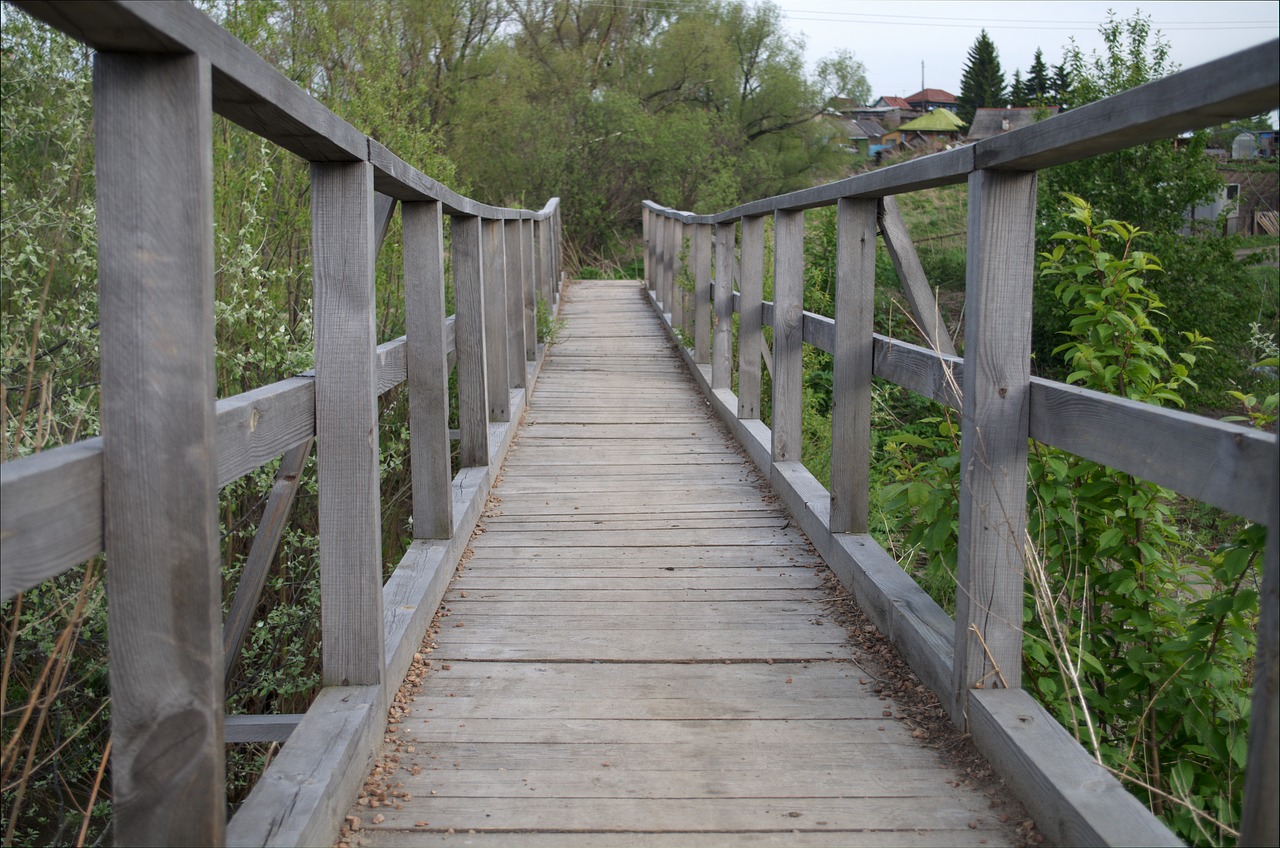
(342, 281, 1018, 847)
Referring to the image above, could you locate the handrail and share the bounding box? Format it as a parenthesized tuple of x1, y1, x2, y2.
(0, 1, 564, 845)
(642, 37, 1279, 848)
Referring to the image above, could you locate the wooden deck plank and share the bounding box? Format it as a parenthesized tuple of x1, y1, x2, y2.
(349, 280, 1015, 848)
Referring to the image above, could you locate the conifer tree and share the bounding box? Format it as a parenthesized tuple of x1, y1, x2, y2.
(956, 29, 1005, 124)
(1010, 69, 1028, 106)
(1027, 48, 1050, 103)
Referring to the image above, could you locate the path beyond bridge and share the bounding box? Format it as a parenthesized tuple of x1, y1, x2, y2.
(341, 281, 1020, 847)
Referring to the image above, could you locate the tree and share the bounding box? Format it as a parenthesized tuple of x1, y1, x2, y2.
(1050, 59, 1071, 107)
(816, 48, 871, 106)
(956, 29, 1005, 125)
(1027, 47, 1050, 103)
(1009, 68, 1028, 107)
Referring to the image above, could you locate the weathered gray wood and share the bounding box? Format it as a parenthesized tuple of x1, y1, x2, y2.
(403, 201, 453, 540)
(830, 198, 877, 534)
(368, 139, 544, 220)
(223, 437, 313, 688)
(226, 684, 383, 848)
(224, 714, 301, 744)
(536, 217, 553, 316)
(771, 209, 804, 463)
(711, 223, 734, 390)
(1029, 379, 1277, 526)
(0, 439, 102, 601)
(953, 170, 1037, 712)
(878, 196, 956, 357)
(738, 215, 765, 420)
(1240, 469, 1279, 847)
(976, 39, 1279, 171)
(94, 51, 223, 846)
(482, 219, 511, 421)
(642, 207, 652, 291)
(504, 220, 527, 388)
(693, 223, 712, 364)
(215, 376, 316, 485)
(653, 214, 666, 304)
(969, 689, 1181, 846)
(873, 335, 962, 409)
(311, 159, 384, 688)
(452, 215, 489, 467)
(522, 219, 537, 362)
(22, 0, 367, 162)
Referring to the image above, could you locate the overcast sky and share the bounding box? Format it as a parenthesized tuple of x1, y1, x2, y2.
(769, 0, 1279, 104)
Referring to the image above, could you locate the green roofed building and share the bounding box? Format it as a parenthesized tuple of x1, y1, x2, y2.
(896, 108, 966, 135)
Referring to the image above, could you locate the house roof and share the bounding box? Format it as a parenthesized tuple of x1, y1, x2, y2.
(874, 96, 912, 109)
(897, 108, 966, 132)
(967, 106, 1060, 140)
(854, 119, 887, 138)
(904, 88, 956, 105)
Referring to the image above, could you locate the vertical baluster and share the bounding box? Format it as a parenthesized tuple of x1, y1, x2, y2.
(522, 219, 537, 361)
(953, 170, 1038, 712)
(671, 220, 685, 336)
(712, 223, 734, 390)
(830, 198, 877, 534)
(483, 219, 510, 422)
(537, 218, 553, 319)
(643, 207, 652, 292)
(1240, 469, 1278, 846)
(693, 223, 712, 365)
(452, 215, 489, 466)
(404, 201, 452, 539)
(504, 219, 526, 389)
(95, 52, 223, 845)
(311, 156, 384, 690)
(737, 215, 765, 420)
(771, 210, 804, 462)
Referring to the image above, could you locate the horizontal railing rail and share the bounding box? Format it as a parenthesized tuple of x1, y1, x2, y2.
(642, 36, 1278, 848)
(0, 1, 564, 845)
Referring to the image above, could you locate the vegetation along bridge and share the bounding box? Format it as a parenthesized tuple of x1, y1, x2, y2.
(0, 2, 1276, 846)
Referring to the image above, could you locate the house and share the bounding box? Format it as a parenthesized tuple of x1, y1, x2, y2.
(967, 106, 1060, 140)
(839, 118, 890, 158)
(893, 108, 966, 145)
(873, 95, 913, 111)
(903, 88, 957, 113)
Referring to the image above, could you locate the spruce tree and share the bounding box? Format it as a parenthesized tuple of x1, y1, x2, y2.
(1051, 60, 1072, 108)
(956, 30, 1006, 124)
(1027, 48, 1050, 103)
(1010, 69, 1028, 106)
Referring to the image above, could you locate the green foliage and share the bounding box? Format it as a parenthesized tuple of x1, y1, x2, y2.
(956, 30, 1006, 125)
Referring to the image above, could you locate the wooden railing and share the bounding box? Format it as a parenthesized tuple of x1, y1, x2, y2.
(643, 39, 1279, 848)
(0, 1, 562, 845)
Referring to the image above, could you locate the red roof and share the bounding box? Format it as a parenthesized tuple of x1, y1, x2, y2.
(878, 96, 911, 109)
(904, 88, 956, 104)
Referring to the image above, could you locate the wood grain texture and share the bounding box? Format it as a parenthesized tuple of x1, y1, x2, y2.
(452, 215, 489, 467)
(670, 220, 686, 334)
(642, 207, 652, 291)
(693, 222, 712, 364)
(1240, 470, 1279, 846)
(404, 201, 453, 540)
(504, 220, 526, 388)
(712, 223, 734, 390)
(522, 219, 537, 362)
(878, 196, 956, 357)
(830, 198, 876, 533)
(223, 437, 313, 688)
(969, 689, 1180, 846)
(536, 218, 553, 315)
(215, 376, 316, 485)
(311, 159, 384, 688)
(94, 51, 223, 846)
(953, 170, 1037, 710)
(873, 336, 963, 410)
(771, 209, 804, 463)
(224, 714, 301, 744)
(482, 219, 511, 422)
(738, 216, 765, 420)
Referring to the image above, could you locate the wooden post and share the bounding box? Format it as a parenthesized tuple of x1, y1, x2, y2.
(452, 215, 489, 467)
(654, 215, 668, 311)
(95, 52, 224, 846)
(712, 223, 734, 390)
(953, 170, 1038, 715)
(311, 157, 384, 689)
(671, 220, 685, 335)
(404, 201, 452, 540)
(830, 198, 877, 534)
(1240, 469, 1279, 846)
(738, 215, 765, 420)
(643, 207, 652, 292)
(771, 209, 804, 462)
(483, 219, 510, 422)
(504, 220, 526, 388)
(693, 223, 712, 365)
(552, 208, 563, 302)
(522, 219, 536, 361)
(536, 218, 553, 320)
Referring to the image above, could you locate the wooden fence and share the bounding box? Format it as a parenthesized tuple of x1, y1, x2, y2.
(0, 1, 562, 845)
(643, 38, 1279, 848)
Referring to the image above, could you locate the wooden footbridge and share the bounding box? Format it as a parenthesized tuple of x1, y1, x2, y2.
(1, 3, 1277, 847)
